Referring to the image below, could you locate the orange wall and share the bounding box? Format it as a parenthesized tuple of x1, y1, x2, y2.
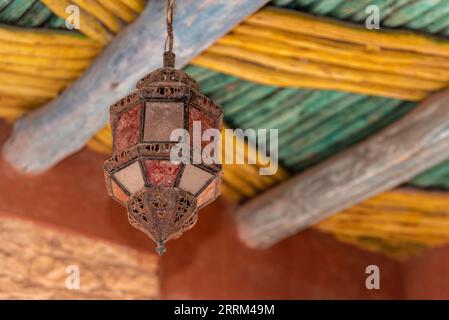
(3, 120, 449, 299)
(405, 245, 449, 299)
(161, 199, 403, 299)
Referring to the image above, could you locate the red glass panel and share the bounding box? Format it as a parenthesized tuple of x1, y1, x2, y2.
(189, 106, 215, 150)
(114, 103, 142, 152)
(144, 160, 180, 187)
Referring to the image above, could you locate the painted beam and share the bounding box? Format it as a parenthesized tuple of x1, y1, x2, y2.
(236, 88, 449, 249)
(2, 0, 270, 173)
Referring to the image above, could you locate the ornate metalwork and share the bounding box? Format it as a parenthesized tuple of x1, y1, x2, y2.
(127, 187, 197, 255)
(104, 0, 223, 255)
(104, 64, 223, 256)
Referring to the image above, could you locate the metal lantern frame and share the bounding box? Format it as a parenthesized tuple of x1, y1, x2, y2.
(104, 67, 223, 253)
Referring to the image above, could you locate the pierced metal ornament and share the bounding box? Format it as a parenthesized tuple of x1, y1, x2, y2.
(104, 0, 222, 255)
(104, 57, 223, 255)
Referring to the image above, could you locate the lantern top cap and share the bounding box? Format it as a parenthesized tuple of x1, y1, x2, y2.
(163, 52, 176, 68)
(136, 67, 200, 92)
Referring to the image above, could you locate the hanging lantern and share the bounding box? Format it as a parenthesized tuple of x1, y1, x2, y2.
(103, 0, 223, 255)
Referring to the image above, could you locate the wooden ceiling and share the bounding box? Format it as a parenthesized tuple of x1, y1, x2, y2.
(1, 0, 449, 260)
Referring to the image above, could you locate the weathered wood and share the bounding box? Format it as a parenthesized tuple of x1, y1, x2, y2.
(236, 88, 449, 249)
(0, 217, 158, 299)
(3, 0, 269, 173)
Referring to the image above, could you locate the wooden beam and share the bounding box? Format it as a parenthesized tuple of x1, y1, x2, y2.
(2, 0, 269, 173)
(236, 88, 449, 249)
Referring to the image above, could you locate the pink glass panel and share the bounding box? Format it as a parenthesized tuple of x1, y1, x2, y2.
(179, 165, 213, 195)
(197, 177, 218, 208)
(144, 160, 180, 187)
(113, 161, 145, 194)
(144, 102, 184, 141)
(114, 103, 142, 153)
(111, 180, 129, 205)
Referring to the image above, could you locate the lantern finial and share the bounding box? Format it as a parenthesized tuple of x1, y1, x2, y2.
(156, 241, 166, 256)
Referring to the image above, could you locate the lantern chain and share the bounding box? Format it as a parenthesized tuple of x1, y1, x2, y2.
(164, 0, 176, 67)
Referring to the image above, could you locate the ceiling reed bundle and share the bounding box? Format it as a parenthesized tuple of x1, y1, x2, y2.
(0, 0, 144, 120)
(194, 7, 449, 100)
